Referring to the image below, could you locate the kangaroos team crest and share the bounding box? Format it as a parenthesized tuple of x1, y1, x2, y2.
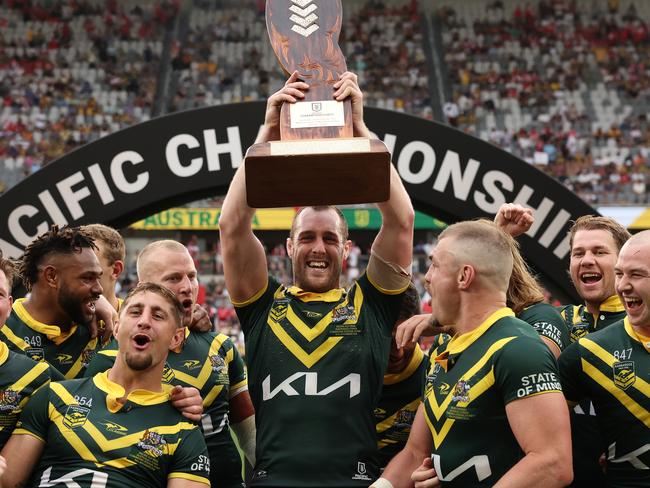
(570, 321, 590, 342)
(612, 361, 635, 390)
(63, 405, 90, 429)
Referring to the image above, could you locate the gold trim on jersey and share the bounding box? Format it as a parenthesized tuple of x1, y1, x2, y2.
(65, 338, 99, 379)
(624, 318, 650, 354)
(47, 381, 196, 459)
(286, 284, 361, 342)
(285, 286, 346, 303)
(231, 282, 272, 308)
(0, 340, 8, 365)
(425, 336, 516, 448)
(0, 324, 29, 350)
(600, 295, 626, 313)
(580, 337, 650, 399)
(376, 398, 421, 434)
(13, 299, 78, 344)
(580, 358, 650, 428)
(436, 308, 514, 363)
(169, 472, 210, 485)
(267, 320, 343, 368)
(172, 333, 231, 391)
(265, 282, 366, 368)
(92, 371, 172, 406)
(384, 346, 425, 385)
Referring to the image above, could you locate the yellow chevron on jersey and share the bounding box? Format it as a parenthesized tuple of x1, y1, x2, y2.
(265, 282, 365, 368)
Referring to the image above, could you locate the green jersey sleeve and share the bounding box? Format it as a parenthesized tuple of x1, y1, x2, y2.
(168, 425, 211, 485)
(494, 336, 563, 404)
(233, 277, 280, 335)
(557, 341, 586, 403)
(227, 338, 247, 390)
(83, 341, 118, 377)
(519, 302, 570, 352)
(13, 382, 51, 442)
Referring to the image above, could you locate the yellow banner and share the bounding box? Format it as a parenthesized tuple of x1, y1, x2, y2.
(130, 208, 297, 230)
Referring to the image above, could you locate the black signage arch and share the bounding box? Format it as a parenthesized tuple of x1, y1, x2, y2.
(0, 103, 594, 301)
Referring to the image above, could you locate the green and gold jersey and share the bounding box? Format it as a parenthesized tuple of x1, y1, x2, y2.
(423, 308, 562, 487)
(0, 341, 51, 449)
(84, 330, 247, 488)
(559, 295, 627, 343)
(559, 295, 627, 487)
(518, 301, 569, 352)
(375, 345, 428, 468)
(234, 273, 406, 487)
(0, 299, 99, 380)
(15, 371, 210, 487)
(559, 318, 650, 487)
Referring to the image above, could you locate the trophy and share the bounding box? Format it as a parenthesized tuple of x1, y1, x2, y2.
(244, 0, 391, 208)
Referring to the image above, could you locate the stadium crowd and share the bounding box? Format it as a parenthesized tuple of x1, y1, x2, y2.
(2, 0, 649, 205)
(439, 0, 650, 204)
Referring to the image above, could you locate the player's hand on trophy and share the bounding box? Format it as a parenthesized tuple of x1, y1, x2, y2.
(261, 70, 309, 142)
(333, 71, 368, 137)
(412, 457, 440, 488)
(494, 203, 534, 237)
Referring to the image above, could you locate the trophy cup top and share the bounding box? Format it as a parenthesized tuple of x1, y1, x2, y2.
(266, 0, 347, 86)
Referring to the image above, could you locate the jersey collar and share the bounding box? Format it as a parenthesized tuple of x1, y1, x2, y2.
(599, 295, 626, 313)
(0, 341, 8, 366)
(94, 370, 173, 413)
(384, 345, 425, 385)
(434, 307, 515, 371)
(285, 286, 346, 303)
(624, 318, 650, 353)
(13, 298, 78, 345)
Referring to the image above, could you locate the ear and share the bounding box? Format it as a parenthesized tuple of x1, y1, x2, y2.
(42, 265, 58, 289)
(112, 260, 124, 280)
(286, 237, 294, 259)
(169, 327, 186, 351)
(112, 317, 121, 339)
(458, 265, 475, 291)
(342, 239, 352, 261)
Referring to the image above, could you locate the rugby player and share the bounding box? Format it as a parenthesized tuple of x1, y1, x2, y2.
(219, 71, 414, 486)
(0, 226, 104, 379)
(82, 225, 212, 332)
(559, 229, 650, 487)
(85, 240, 255, 488)
(561, 215, 630, 487)
(82, 224, 125, 312)
(396, 205, 569, 358)
(0, 256, 51, 450)
(375, 220, 572, 488)
(375, 284, 427, 469)
(0, 282, 210, 488)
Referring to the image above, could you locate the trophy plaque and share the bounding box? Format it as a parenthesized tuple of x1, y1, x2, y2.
(244, 0, 391, 208)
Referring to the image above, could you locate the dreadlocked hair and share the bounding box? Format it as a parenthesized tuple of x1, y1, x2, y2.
(19, 225, 96, 291)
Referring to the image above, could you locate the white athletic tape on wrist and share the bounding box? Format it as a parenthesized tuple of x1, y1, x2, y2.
(370, 478, 394, 488)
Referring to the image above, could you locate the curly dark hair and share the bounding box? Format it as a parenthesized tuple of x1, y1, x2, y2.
(19, 225, 97, 291)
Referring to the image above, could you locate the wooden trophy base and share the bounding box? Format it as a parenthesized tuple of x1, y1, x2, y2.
(244, 137, 391, 208)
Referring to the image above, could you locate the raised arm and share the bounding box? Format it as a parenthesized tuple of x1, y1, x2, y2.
(220, 72, 311, 303)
